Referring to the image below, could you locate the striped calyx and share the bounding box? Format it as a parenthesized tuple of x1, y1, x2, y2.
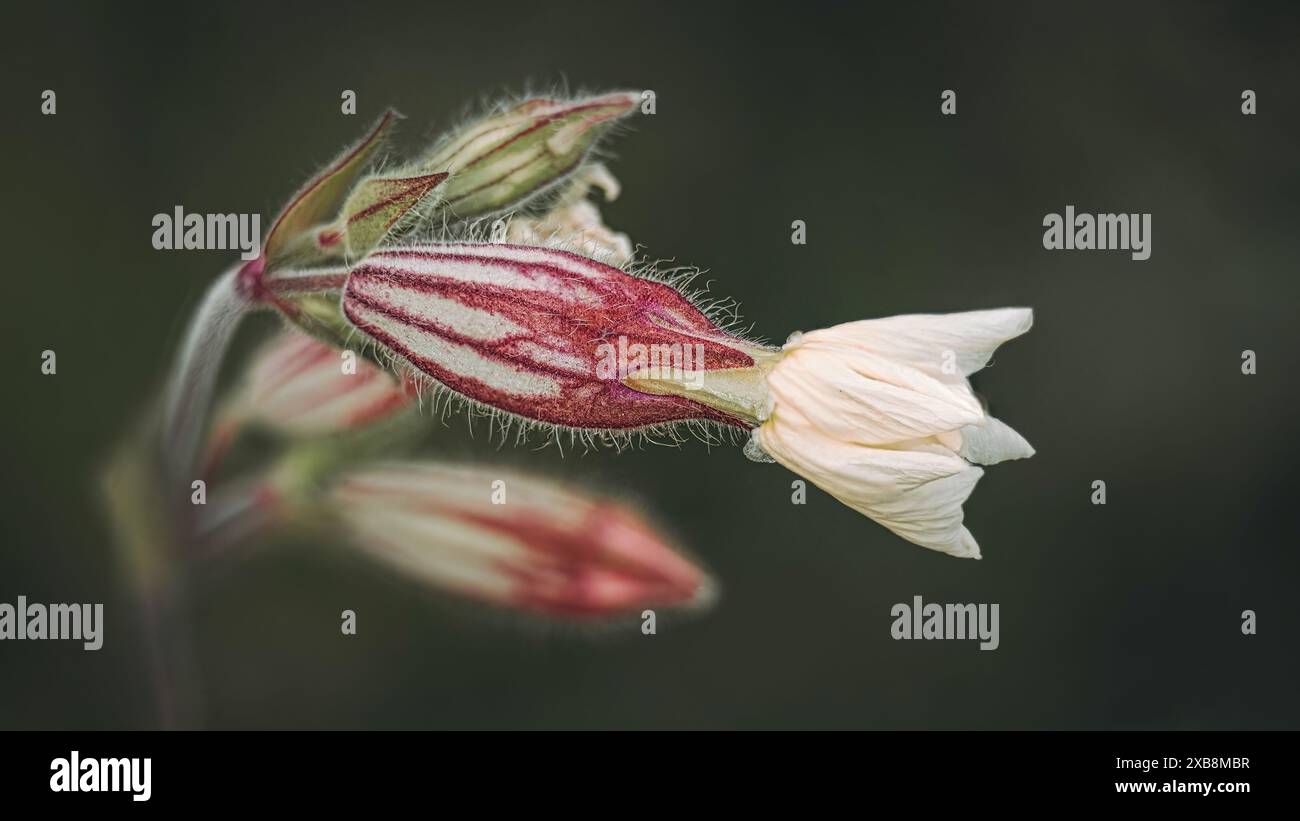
(342, 244, 775, 431)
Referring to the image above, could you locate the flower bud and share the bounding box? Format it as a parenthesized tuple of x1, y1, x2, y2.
(341, 243, 775, 431)
(417, 93, 638, 219)
(330, 462, 715, 617)
(754, 309, 1035, 558)
(224, 331, 415, 438)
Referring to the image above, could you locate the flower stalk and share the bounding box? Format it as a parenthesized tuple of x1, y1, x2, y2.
(159, 265, 249, 488)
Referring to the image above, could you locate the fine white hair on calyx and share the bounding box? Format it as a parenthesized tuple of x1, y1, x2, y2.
(410, 83, 639, 225)
(399, 219, 772, 349)
(303, 290, 746, 457)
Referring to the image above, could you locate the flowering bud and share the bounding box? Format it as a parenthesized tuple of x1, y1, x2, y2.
(222, 331, 415, 439)
(417, 93, 638, 219)
(753, 309, 1034, 558)
(331, 462, 714, 617)
(341, 243, 775, 431)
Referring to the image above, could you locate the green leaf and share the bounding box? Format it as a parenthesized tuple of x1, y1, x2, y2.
(263, 110, 398, 265)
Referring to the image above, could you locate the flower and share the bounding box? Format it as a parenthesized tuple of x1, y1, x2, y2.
(341, 243, 773, 432)
(340, 237, 1032, 556)
(417, 92, 639, 220)
(330, 462, 714, 617)
(754, 309, 1034, 558)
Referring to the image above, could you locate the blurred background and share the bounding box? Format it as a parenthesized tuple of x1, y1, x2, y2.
(2, 0, 1298, 729)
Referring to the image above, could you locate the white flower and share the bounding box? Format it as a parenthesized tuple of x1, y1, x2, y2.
(755, 308, 1034, 558)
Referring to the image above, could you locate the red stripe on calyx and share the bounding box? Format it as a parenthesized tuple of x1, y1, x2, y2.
(347, 172, 449, 227)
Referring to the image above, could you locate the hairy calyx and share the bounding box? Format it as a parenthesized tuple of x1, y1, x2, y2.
(341, 243, 776, 432)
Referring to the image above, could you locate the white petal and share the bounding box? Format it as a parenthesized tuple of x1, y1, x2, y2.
(801, 308, 1033, 380)
(767, 343, 985, 445)
(956, 416, 1035, 465)
(758, 416, 984, 558)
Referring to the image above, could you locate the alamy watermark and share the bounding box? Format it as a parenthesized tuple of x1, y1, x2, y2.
(50, 751, 150, 802)
(151, 206, 262, 260)
(0, 596, 103, 650)
(891, 595, 999, 650)
(1042, 205, 1151, 260)
(595, 335, 706, 390)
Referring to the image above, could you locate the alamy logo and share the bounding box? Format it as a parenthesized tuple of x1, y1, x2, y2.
(50, 751, 151, 802)
(0, 596, 103, 650)
(1042, 205, 1151, 260)
(891, 595, 999, 650)
(151, 206, 262, 260)
(595, 335, 707, 390)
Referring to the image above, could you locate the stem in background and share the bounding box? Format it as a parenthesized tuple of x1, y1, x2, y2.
(160, 265, 250, 489)
(138, 260, 367, 725)
(104, 436, 206, 729)
(137, 578, 196, 729)
(143, 263, 251, 728)
(191, 480, 282, 565)
(193, 408, 428, 566)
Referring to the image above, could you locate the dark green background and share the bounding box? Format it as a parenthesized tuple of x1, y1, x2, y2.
(3, 0, 1298, 729)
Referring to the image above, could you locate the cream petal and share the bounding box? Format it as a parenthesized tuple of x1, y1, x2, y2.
(800, 308, 1032, 381)
(767, 343, 985, 445)
(758, 417, 984, 558)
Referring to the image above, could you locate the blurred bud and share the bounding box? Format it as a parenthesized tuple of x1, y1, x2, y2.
(341, 243, 777, 431)
(418, 93, 638, 220)
(507, 164, 633, 264)
(221, 331, 414, 440)
(331, 462, 715, 618)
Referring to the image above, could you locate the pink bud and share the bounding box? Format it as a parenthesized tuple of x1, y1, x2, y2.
(341, 243, 767, 431)
(332, 463, 714, 618)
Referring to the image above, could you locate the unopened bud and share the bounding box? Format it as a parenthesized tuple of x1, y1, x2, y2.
(222, 331, 414, 439)
(331, 462, 715, 618)
(418, 93, 638, 220)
